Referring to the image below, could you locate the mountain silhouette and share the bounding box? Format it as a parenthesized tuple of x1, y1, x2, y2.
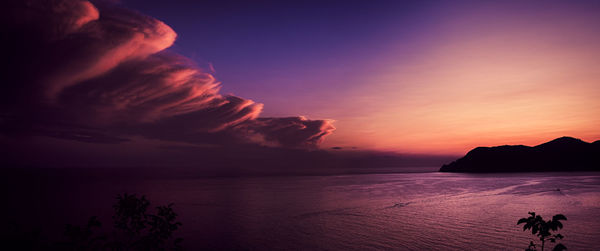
(439, 137, 600, 172)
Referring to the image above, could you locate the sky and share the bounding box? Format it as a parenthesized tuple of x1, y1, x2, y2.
(119, 0, 600, 154)
(1, 0, 599, 171)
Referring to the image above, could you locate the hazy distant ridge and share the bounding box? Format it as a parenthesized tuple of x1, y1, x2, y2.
(439, 137, 600, 172)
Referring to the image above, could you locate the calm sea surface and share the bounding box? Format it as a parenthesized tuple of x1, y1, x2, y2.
(4, 171, 600, 250)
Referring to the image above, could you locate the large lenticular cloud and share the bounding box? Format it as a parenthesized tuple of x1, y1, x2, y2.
(1, 0, 334, 148)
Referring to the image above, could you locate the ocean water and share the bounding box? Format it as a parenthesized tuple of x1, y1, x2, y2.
(3, 171, 600, 250)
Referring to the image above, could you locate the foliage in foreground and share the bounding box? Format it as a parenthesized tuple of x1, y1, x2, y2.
(57, 193, 183, 251)
(518, 212, 567, 251)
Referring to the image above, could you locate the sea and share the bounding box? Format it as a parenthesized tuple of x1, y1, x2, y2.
(3, 170, 600, 250)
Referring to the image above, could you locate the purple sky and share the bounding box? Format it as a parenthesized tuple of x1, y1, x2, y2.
(119, 0, 600, 153)
(1, 0, 599, 171)
(118, 0, 431, 116)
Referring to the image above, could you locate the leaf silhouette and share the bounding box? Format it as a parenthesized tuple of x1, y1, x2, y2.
(517, 212, 567, 251)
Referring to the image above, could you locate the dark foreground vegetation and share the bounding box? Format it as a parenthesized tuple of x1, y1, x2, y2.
(518, 212, 567, 251)
(3, 194, 182, 251)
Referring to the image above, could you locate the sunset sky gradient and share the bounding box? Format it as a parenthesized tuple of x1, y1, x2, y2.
(2, 0, 599, 172)
(122, 0, 600, 154)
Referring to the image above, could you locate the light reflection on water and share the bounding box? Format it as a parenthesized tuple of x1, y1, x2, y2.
(5, 171, 600, 250)
(139, 172, 600, 250)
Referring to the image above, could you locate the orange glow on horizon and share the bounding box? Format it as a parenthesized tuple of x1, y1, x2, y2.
(319, 6, 600, 155)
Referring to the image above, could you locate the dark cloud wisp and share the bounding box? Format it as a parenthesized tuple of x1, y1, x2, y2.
(1, 0, 334, 149)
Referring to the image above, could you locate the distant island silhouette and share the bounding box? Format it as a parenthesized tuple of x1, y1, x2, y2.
(440, 137, 600, 172)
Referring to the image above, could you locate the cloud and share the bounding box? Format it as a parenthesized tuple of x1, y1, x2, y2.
(240, 117, 336, 148)
(1, 0, 334, 149)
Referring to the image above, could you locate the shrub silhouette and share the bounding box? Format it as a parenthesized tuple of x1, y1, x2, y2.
(59, 216, 106, 250)
(517, 212, 567, 251)
(58, 193, 183, 251)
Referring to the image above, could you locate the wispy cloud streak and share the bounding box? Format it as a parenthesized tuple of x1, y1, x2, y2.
(1, 0, 334, 148)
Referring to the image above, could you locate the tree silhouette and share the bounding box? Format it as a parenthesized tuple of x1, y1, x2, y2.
(517, 212, 567, 251)
(60, 216, 107, 250)
(59, 193, 183, 251)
